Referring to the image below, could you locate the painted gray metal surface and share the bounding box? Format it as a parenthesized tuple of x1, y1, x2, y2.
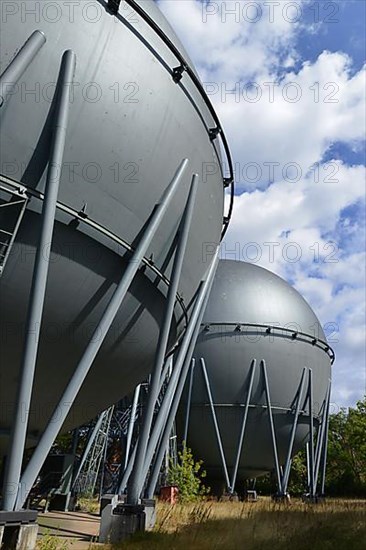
(179, 260, 332, 480)
(127, 174, 199, 504)
(129, 251, 219, 502)
(12, 158, 190, 510)
(2, 49, 76, 511)
(0, 0, 227, 456)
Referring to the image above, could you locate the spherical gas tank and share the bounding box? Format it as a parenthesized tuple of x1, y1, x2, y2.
(180, 260, 333, 481)
(0, 0, 230, 455)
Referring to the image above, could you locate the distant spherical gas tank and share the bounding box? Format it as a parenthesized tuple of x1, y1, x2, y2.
(0, 1, 229, 455)
(179, 260, 333, 481)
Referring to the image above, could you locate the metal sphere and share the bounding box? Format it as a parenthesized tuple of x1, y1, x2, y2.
(0, 0, 229, 454)
(180, 260, 332, 481)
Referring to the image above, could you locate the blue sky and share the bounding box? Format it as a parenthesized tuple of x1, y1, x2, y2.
(158, 0, 366, 409)
(297, 0, 366, 167)
(297, 1, 365, 73)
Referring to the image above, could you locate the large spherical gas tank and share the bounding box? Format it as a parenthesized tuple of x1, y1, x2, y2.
(0, 1, 229, 455)
(179, 260, 333, 481)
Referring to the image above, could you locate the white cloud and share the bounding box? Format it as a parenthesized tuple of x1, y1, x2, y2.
(222, 163, 366, 409)
(159, 0, 366, 408)
(223, 163, 365, 257)
(217, 52, 365, 189)
(158, 0, 301, 82)
(160, 1, 365, 189)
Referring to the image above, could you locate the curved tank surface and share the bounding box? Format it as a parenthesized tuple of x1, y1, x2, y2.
(178, 260, 333, 481)
(0, 0, 230, 455)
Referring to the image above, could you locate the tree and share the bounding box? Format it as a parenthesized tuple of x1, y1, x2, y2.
(254, 396, 366, 497)
(288, 450, 308, 495)
(326, 396, 366, 496)
(167, 444, 210, 503)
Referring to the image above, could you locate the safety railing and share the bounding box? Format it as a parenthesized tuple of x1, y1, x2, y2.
(201, 322, 335, 364)
(106, 0, 235, 238)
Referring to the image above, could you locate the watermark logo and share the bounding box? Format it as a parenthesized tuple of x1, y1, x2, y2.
(1, 1, 139, 24)
(203, 81, 340, 104)
(202, 240, 339, 264)
(202, 2, 339, 25)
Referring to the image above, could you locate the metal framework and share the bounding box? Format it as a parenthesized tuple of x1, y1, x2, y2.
(66, 254, 218, 505)
(73, 358, 181, 500)
(0, 35, 221, 508)
(183, 357, 332, 498)
(119, 252, 219, 503)
(72, 407, 114, 497)
(126, 173, 200, 502)
(1, 35, 220, 507)
(0, 8, 238, 549)
(0, 195, 28, 274)
(3, 152, 215, 510)
(73, 392, 145, 498)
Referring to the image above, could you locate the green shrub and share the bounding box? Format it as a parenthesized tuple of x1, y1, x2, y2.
(167, 443, 210, 503)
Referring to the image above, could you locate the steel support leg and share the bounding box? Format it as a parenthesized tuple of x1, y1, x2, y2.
(146, 359, 196, 499)
(201, 358, 231, 491)
(183, 359, 196, 443)
(306, 442, 311, 489)
(14, 158, 189, 510)
(127, 174, 199, 504)
(98, 407, 115, 497)
(314, 413, 324, 486)
(0, 30, 46, 107)
(118, 361, 171, 494)
(146, 257, 218, 499)
(125, 385, 142, 471)
(72, 413, 106, 490)
(2, 50, 76, 512)
(261, 360, 282, 494)
(119, 445, 137, 495)
(307, 368, 315, 497)
(230, 359, 257, 494)
(160, 356, 173, 388)
(128, 250, 219, 503)
(314, 382, 331, 490)
(281, 367, 307, 494)
(320, 380, 331, 495)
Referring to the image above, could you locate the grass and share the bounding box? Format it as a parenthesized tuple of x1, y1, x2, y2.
(36, 530, 70, 550)
(39, 498, 366, 550)
(105, 498, 366, 550)
(76, 497, 100, 515)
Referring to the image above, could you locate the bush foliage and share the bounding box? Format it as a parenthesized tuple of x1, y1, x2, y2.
(256, 396, 366, 497)
(167, 443, 210, 503)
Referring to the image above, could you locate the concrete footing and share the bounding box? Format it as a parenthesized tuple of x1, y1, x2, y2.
(0, 511, 38, 550)
(99, 493, 124, 516)
(99, 498, 156, 544)
(46, 492, 76, 512)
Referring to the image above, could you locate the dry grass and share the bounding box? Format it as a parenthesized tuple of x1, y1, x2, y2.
(77, 497, 101, 515)
(92, 498, 366, 550)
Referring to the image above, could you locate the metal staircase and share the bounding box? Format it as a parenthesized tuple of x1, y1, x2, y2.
(72, 406, 114, 497)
